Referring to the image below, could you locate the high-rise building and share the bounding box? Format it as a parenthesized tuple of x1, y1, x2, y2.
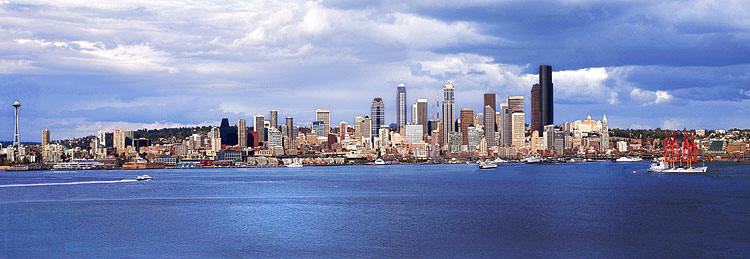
(313, 121, 325, 137)
(600, 115, 609, 152)
(483, 93, 496, 111)
(544, 125, 555, 150)
(483, 94, 496, 147)
(362, 115, 372, 141)
(269, 110, 278, 129)
(442, 81, 455, 146)
(339, 121, 347, 141)
(268, 127, 282, 147)
(467, 126, 480, 152)
(219, 118, 237, 146)
(428, 120, 439, 136)
(530, 83, 542, 135)
(113, 129, 125, 152)
(315, 109, 330, 136)
(459, 109, 474, 145)
(209, 127, 221, 151)
(42, 129, 50, 146)
(354, 116, 363, 140)
(238, 119, 247, 148)
(416, 99, 428, 135)
(254, 114, 265, 143)
(123, 130, 134, 148)
(511, 112, 525, 147)
(371, 98, 385, 137)
(97, 130, 106, 147)
(540, 65, 554, 127)
(12, 101, 20, 148)
(503, 96, 524, 146)
(396, 83, 406, 131)
(500, 104, 508, 146)
(411, 103, 417, 125)
(405, 125, 423, 144)
(284, 117, 294, 148)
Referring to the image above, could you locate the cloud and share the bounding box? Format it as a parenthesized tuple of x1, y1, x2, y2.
(630, 88, 673, 105)
(0, 0, 748, 140)
(15, 38, 177, 73)
(0, 59, 38, 74)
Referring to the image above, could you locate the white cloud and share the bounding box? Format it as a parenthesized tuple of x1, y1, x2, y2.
(630, 88, 673, 105)
(0, 59, 38, 74)
(15, 38, 177, 73)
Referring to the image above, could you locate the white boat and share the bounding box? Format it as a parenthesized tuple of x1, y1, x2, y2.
(524, 156, 542, 164)
(494, 158, 508, 163)
(374, 159, 386, 165)
(648, 161, 707, 173)
(135, 175, 153, 181)
(615, 156, 643, 162)
(478, 161, 497, 169)
(286, 160, 303, 168)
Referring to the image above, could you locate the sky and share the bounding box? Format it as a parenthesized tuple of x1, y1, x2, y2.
(1, 0, 749, 141)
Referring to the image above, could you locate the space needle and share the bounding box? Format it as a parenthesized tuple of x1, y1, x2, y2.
(12, 100, 20, 149)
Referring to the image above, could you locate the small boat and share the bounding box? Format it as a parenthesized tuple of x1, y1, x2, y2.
(494, 158, 508, 163)
(479, 161, 497, 169)
(615, 156, 642, 162)
(374, 159, 386, 165)
(135, 175, 153, 181)
(524, 156, 542, 164)
(286, 161, 303, 168)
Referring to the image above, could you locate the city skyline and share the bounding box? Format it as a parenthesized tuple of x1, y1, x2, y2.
(2, 1, 749, 140)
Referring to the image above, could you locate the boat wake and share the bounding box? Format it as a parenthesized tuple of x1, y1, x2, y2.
(0, 179, 138, 188)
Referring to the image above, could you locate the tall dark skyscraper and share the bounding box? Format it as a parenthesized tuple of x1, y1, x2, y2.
(371, 98, 385, 137)
(269, 110, 278, 129)
(540, 65, 554, 127)
(396, 83, 406, 132)
(483, 93, 496, 147)
(530, 83, 542, 135)
(219, 117, 238, 146)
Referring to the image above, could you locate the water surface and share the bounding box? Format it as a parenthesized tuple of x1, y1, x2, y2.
(1, 162, 748, 257)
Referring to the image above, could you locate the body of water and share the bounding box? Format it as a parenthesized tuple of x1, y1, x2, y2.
(1, 162, 749, 257)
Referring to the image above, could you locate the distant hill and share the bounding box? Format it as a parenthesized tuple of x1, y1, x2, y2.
(134, 126, 214, 141)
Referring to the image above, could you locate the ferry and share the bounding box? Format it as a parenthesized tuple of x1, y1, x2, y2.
(52, 161, 105, 170)
(615, 156, 643, 162)
(494, 158, 509, 163)
(478, 161, 497, 169)
(647, 130, 708, 173)
(374, 159, 386, 165)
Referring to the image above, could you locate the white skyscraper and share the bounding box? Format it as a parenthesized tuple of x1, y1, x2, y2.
(209, 127, 221, 151)
(238, 119, 247, 148)
(405, 124, 424, 144)
(97, 130, 107, 147)
(600, 114, 609, 152)
(511, 112, 525, 147)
